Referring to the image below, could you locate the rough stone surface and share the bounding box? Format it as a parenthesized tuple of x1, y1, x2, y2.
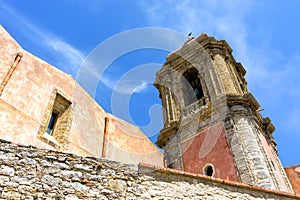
(0, 139, 299, 200)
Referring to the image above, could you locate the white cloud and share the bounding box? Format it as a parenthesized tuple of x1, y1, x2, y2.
(117, 81, 148, 94)
(140, 0, 299, 104)
(0, 3, 85, 75)
(140, 0, 252, 58)
(43, 37, 85, 72)
(100, 74, 148, 95)
(140, 0, 300, 165)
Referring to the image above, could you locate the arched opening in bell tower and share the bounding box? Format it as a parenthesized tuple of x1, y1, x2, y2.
(182, 67, 204, 106)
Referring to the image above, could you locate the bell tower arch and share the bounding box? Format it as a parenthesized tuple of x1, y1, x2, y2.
(154, 34, 293, 192)
(181, 67, 204, 106)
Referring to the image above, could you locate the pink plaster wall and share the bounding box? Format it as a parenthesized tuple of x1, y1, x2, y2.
(285, 165, 300, 195)
(0, 25, 163, 166)
(259, 133, 290, 192)
(181, 123, 239, 181)
(104, 114, 163, 166)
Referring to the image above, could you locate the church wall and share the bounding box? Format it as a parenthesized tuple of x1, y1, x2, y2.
(0, 25, 163, 167)
(0, 99, 48, 149)
(213, 54, 238, 95)
(0, 139, 299, 200)
(226, 113, 276, 189)
(67, 85, 106, 157)
(104, 114, 163, 166)
(181, 123, 239, 181)
(285, 165, 300, 195)
(224, 106, 293, 192)
(0, 26, 22, 84)
(258, 131, 290, 191)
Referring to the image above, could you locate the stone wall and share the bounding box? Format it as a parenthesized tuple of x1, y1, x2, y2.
(0, 139, 299, 200)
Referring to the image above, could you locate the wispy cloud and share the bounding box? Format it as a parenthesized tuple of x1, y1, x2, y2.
(139, 0, 262, 96)
(43, 37, 85, 73)
(98, 63, 160, 95)
(117, 81, 148, 94)
(140, 0, 252, 62)
(100, 74, 149, 95)
(140, 0, 300, 165)
(140, 0, 299, 106)
(0, 3, 85, 76)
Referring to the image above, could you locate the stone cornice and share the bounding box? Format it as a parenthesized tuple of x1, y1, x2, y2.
(156, 122, 179, 148)
(226, 93, 260, 112)
(226, 93, 276, 136)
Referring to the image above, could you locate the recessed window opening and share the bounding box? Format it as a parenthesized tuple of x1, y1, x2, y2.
(182, 67, 204, 106)
(46, 111, 58, 135)
(203, 164, 214, 177)
(205, 166, 213, 176)
(45, 94, 71, 137)
(167, 163, 174, 168)
(38, 91, 72, 150)
(191, 77, 204, 100)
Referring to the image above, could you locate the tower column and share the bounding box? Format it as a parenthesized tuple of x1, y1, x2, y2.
(225, 106, 276, 189)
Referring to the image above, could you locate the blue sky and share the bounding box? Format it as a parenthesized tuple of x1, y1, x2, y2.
(0, 1, 299, 167)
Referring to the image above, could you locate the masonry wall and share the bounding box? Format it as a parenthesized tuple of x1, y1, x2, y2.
(0, 139, 299, 200)
(155, 34, 293, 192)
(0, 25, 162, 167)
(285, 165, 300, 195)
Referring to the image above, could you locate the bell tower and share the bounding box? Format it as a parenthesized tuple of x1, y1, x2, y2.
(154, 34, 293, 192)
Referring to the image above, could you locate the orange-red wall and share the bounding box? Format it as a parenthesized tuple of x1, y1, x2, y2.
(285, 165, 300, 195)
(181, 123, 239, 181)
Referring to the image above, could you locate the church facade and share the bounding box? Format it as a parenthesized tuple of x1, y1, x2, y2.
(0, 24, 299, 196)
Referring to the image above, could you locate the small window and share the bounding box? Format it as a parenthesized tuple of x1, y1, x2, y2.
(205, 166, 213, 176)
(38, 91, 72, 150)
(203, 164, 214, 177)
(167, 163, 174, 169)
(46, 111, 58, 135)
